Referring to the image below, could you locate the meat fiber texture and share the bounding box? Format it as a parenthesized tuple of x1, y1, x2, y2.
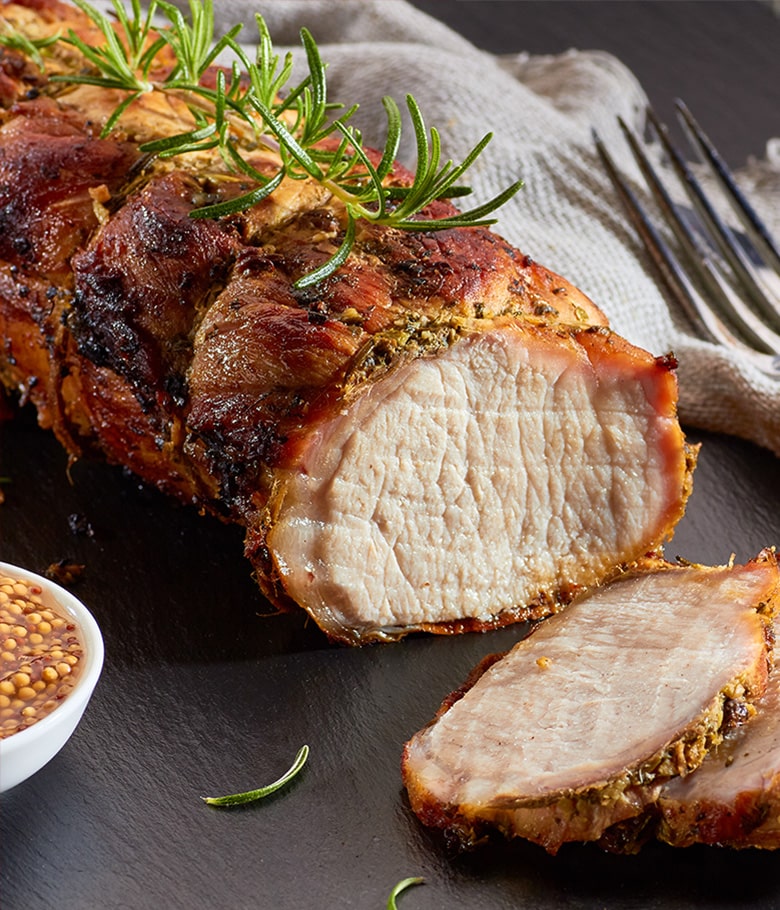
(0, 0, 694, 642)
(402, 552, 780, 855)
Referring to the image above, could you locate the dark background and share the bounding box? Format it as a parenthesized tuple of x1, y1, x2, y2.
(2, 3, 780, 908)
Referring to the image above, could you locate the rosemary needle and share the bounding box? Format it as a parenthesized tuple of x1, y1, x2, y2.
(201, 744, 309, 807)
(387, 877, 424, 909)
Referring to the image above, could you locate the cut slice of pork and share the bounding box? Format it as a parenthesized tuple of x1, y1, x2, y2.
(402, 553, 779, 853)
(254, 321, 693, 643)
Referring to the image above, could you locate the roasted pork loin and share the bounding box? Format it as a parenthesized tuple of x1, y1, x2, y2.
(0, 0, 694, 642)
(402, 553, 780, 854)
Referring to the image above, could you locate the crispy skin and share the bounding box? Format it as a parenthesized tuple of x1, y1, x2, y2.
(402, 553, 778, 854)
(0, 0, 694, 642)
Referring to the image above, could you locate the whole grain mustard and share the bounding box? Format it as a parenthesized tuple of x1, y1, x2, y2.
(0, 573, 83, 738)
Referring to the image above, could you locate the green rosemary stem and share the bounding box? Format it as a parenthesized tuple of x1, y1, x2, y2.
(201, 744, 309, 807)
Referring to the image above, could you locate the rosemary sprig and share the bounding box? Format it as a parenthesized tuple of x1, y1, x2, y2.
(387, 877, 424, 909)
(12, 0, 523, 286)
(201, 744, 309, 807)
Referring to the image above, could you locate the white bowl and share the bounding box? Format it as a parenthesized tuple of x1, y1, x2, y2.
(0, 562, 104, 792)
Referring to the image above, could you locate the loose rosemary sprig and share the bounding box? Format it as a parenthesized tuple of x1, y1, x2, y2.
(10, 0, 523, 286)
(387, 877, 424, 909)
(201, 744, 309, 807)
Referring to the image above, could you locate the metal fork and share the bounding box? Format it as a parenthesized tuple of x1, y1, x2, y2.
(594, 100, 780, 378)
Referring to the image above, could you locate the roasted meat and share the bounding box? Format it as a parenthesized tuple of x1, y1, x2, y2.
(0, 0, 695, 642)
(402, 553, 779, 854)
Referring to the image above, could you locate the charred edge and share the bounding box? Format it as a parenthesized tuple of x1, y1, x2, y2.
(597, 808, 661, 855)
(242, 493, 302, 617)
(46, 304, 85, 458)
(657, 792, 774, 849)
(656, 351, 679, 372)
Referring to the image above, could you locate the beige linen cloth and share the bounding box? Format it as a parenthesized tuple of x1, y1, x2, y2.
(206, 0, 780, 455)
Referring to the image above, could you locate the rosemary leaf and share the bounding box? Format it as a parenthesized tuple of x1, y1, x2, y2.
(376, 96, 403, 182)
(201, 744, 309, 807)
(387, 877, 425, 909)
(141, 121, 219, 155)
(191, 169, 285, 219)
(293, 214, 356, 289)
(101, 91, 144, 138)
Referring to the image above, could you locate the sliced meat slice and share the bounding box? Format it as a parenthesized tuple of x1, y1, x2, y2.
(655, 647, 780, 849)
(401, 553, 778, 854)
(254, 320, 693, 643)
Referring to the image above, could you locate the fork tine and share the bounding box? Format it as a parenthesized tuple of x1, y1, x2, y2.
(647, 105, 780, 334)
(617, 116, 780, 358)
(595, 132, 743, 343)
(675, 98, 780, 277)
(594, 129, 780, 378)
